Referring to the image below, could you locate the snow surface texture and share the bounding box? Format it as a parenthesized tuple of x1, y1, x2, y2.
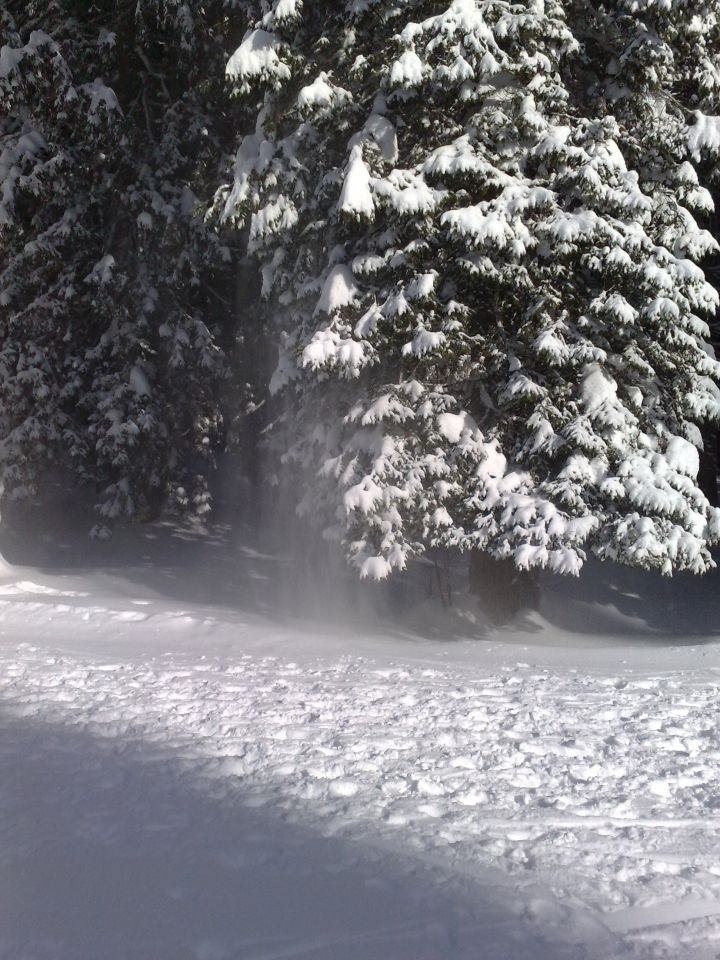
(3, 497, 720, 959)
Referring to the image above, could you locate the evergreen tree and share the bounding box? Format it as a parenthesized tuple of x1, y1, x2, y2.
(222, 0, 720, 584)
(0, 1, 244, 527)
(568, 0, 720, 506)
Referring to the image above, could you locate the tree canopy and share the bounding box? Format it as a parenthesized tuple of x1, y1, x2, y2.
(3, 0, 720, 580)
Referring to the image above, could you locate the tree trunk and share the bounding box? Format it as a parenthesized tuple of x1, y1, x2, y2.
(697, 425, 719, 507)
(468, 551, 540, 624)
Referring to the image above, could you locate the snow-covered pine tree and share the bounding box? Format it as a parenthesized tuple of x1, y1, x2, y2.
(222, 0, 720, 589)
(569, 0, 720, 502)
(0, 1, 243, 526)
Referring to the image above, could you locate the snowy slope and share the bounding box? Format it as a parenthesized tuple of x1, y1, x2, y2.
(2, 491, 720, 959)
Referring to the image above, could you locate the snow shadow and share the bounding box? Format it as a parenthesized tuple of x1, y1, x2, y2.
(0, 709, 613, 960)
(540, 558, 720, 641)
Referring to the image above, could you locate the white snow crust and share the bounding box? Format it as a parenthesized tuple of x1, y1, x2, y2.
(3, 504, 720, 959)
(688, 113, 720, 160)
(226, 29, 290, 86)
(315, 264, 359, 315)
(339, 145, 375, 219)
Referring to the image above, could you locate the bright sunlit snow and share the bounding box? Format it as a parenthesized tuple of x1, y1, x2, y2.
(3, 490, 720, 960)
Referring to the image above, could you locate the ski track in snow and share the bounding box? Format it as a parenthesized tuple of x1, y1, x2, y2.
(2, 581, 720, 959)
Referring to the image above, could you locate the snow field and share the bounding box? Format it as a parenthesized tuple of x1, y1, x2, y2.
(3, 591, 720, 959)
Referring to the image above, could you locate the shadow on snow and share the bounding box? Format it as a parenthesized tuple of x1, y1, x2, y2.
(0, 710, 614, 960)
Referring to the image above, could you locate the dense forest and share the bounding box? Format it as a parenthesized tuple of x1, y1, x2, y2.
(2, 0, 720, 613)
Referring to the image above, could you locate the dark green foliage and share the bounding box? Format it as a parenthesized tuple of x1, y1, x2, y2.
(0, 1, 247, 525)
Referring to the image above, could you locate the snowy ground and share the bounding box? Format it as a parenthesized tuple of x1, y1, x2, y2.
(3, 487, 720, 959)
